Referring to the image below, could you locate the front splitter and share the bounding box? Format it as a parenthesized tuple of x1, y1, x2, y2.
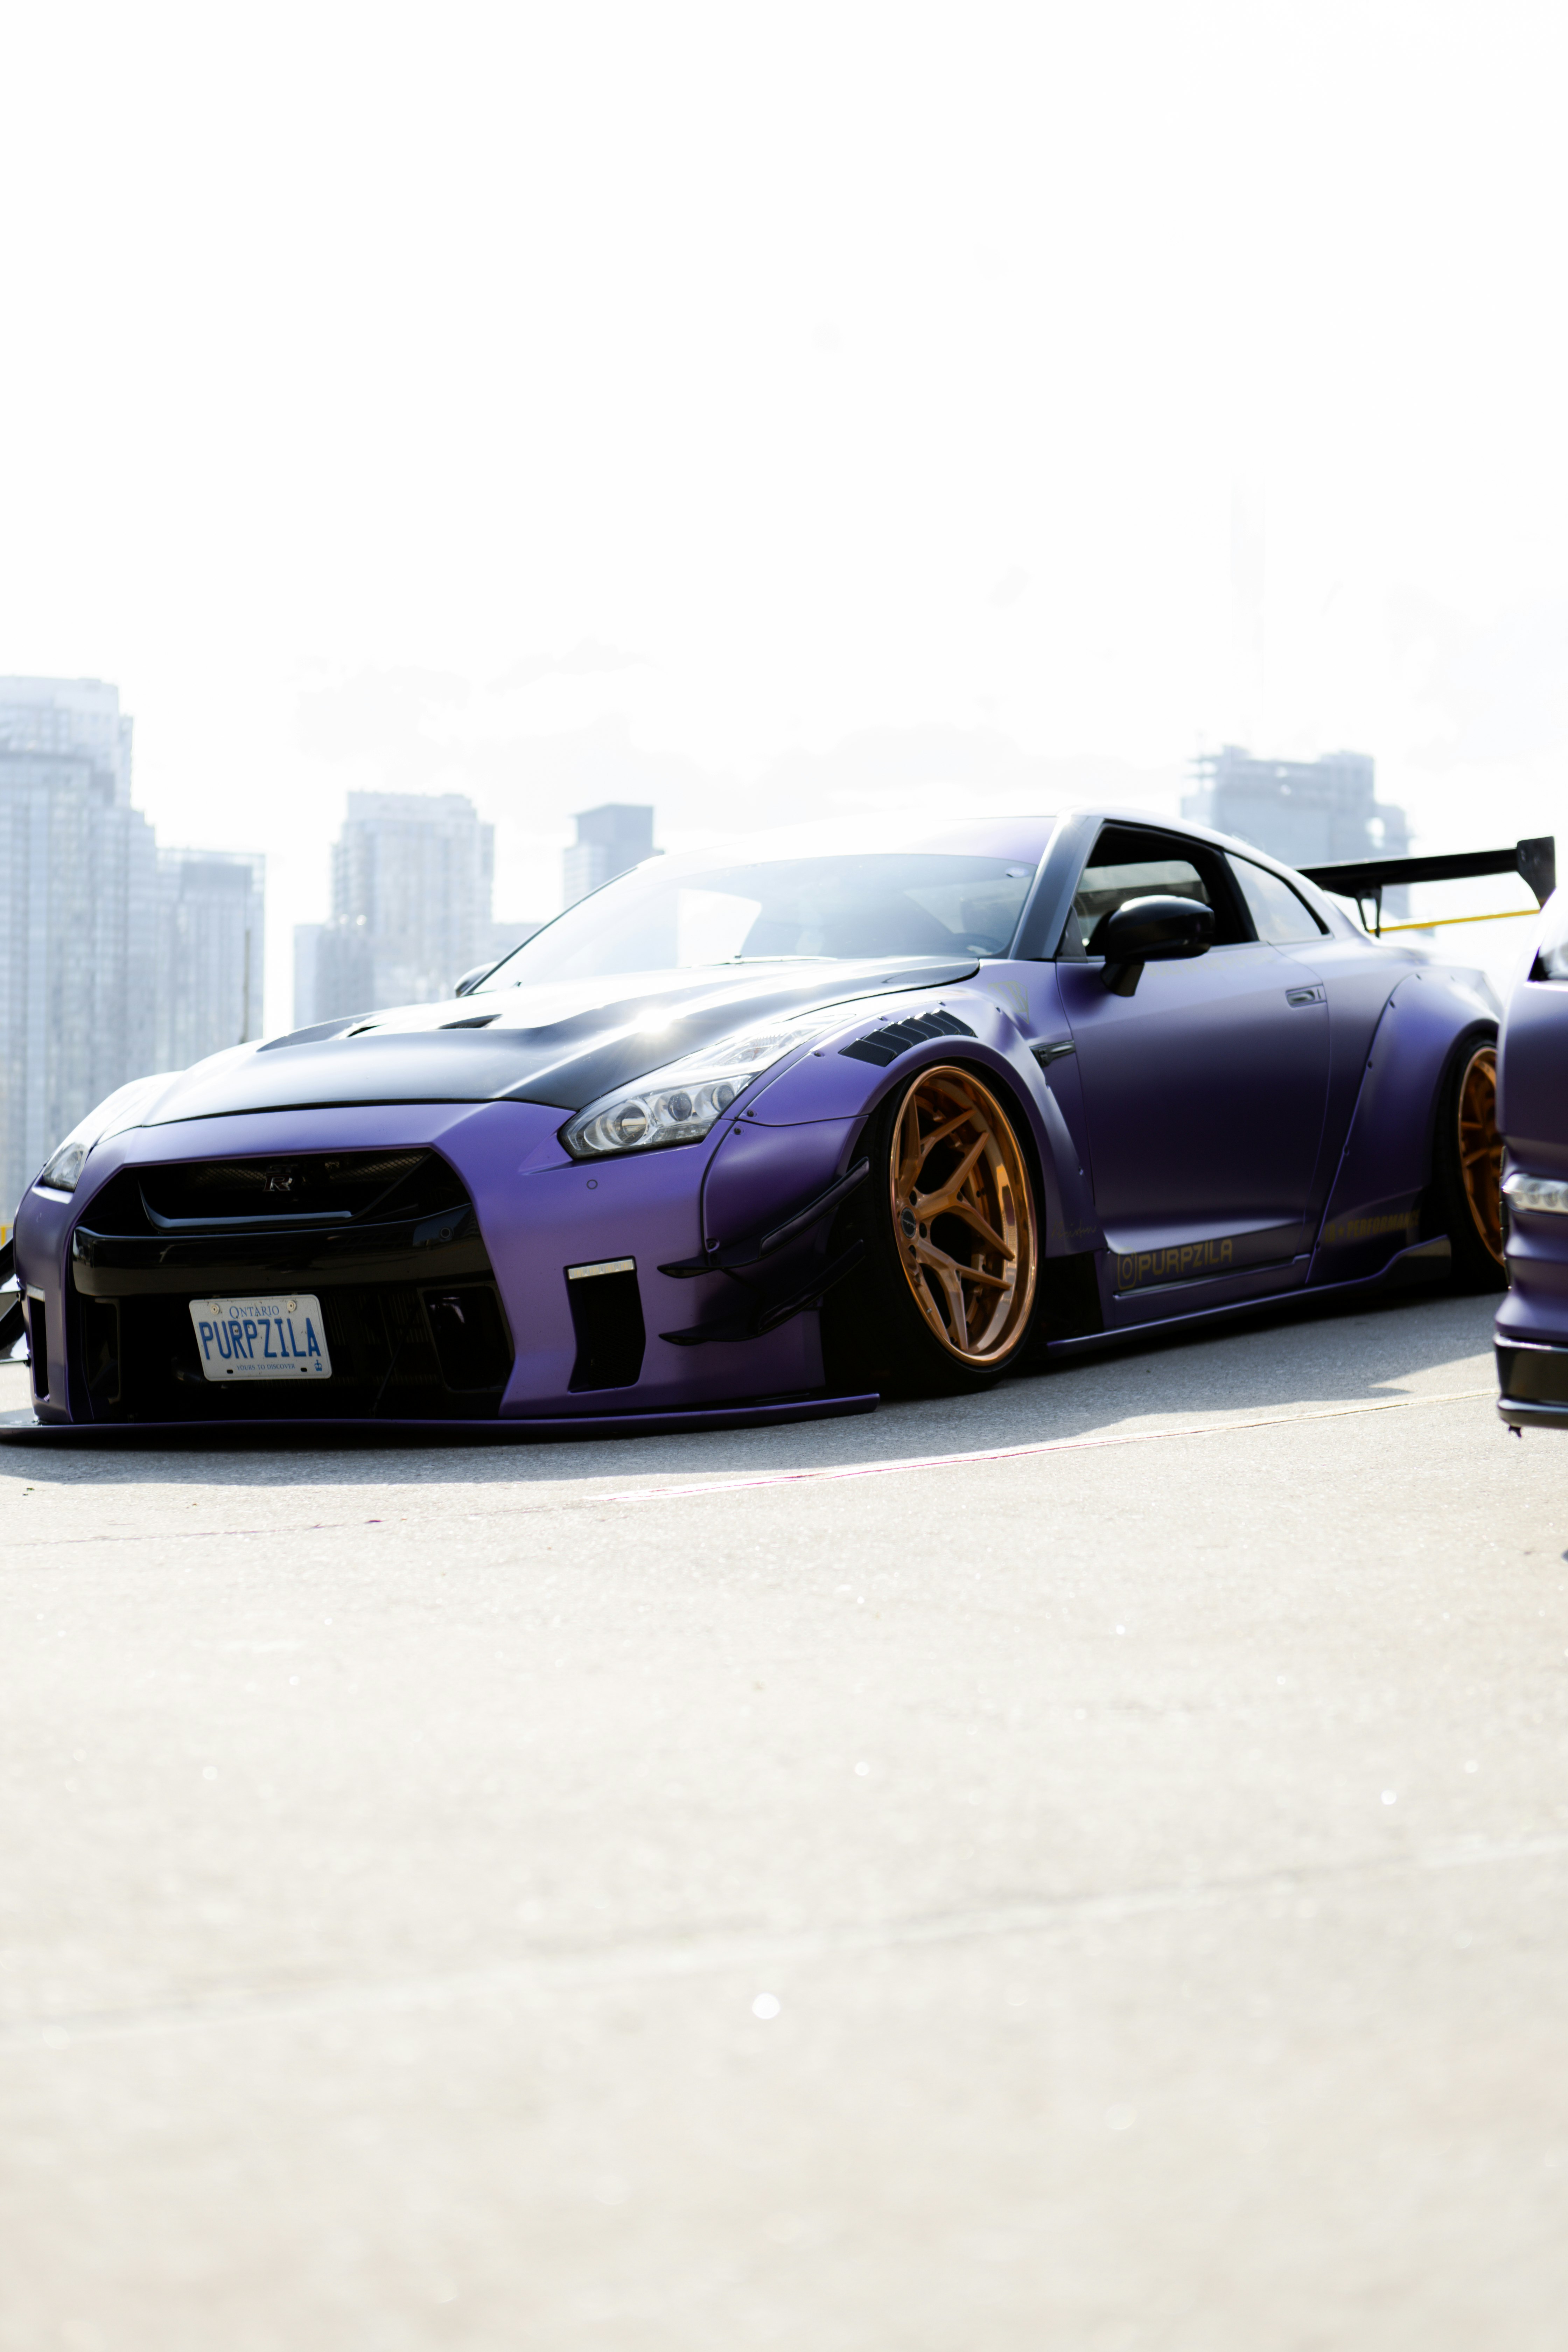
(1496, 1396, 1568, 1432)
(0, 1391, 880, 1448)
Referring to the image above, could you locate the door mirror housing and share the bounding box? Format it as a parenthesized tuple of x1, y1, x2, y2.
(1091, 894, 1215, 996)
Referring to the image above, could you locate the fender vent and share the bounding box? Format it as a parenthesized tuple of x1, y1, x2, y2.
(839, 1009, 975, 1067)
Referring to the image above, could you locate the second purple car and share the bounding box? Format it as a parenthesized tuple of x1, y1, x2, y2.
(1494, 887, 1568, 1429)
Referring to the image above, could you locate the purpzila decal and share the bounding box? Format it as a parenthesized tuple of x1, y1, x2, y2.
(1115, 1240, 1234, 1290)
(1111, 1222, 1309, 1293)
(1321, 1209, 1419, 1248)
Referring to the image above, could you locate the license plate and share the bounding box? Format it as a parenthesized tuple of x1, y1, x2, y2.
(189, 1295, 333, 1381)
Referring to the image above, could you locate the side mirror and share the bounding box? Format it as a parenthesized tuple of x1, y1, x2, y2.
(1091, 894, 1215, 996)
(453, 962, 494, 998)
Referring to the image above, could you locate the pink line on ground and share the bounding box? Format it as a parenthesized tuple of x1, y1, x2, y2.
(609, 1387, 1491, 1505)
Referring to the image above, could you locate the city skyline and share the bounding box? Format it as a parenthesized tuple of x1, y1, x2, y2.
(2, 677, 1546, 1075)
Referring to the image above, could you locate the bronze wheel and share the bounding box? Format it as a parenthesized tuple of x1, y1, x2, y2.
(1428, 1024, 1507, 1293)
(1456, 1042, 1504, 1266)
(888, 1064, 1038, 1364)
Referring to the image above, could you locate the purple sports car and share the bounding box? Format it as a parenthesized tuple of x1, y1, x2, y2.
(1494, 888, 1568, 1428)
(2, 811, 1543, 1440)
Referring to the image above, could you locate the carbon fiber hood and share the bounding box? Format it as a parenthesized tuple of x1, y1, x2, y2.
(133, 957, 981, 1126)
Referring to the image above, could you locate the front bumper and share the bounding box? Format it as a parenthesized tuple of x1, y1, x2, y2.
(1495, 1180, 1568, 1428)
(11, 1099, 864, 1431)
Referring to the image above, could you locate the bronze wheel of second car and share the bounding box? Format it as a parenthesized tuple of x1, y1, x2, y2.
(1456, 1042, 1504, 1267)
(887, 1064, 1038, 1365)
(1428, 1023, 1507, 1292)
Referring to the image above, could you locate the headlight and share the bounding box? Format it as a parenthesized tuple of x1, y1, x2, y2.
(39, 1138, 91, 1191)
(562, 1021, 827, 1159)
(35, 1072, 176, 1194)
(1503, 1171, 1568, 1216)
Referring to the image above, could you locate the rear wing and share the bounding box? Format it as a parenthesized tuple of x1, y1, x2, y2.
(1299, 835, 1556, 938)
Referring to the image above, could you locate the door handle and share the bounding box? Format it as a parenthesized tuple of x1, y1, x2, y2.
(1286, 985, 1325, 1007)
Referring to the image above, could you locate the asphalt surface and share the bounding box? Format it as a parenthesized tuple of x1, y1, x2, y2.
(2, 1288, 1565, 2350)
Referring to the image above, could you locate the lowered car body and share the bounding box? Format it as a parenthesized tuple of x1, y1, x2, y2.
(6, 810, 1526, 1437)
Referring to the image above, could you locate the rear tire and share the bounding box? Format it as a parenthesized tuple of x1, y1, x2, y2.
(1430, 1026, 1506, 1292)
(822, 1062, 1041, 1396)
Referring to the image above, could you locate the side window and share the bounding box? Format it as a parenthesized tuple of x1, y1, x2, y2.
(1227, 856, 1328, 945)
(1060, 825, 1247, 957)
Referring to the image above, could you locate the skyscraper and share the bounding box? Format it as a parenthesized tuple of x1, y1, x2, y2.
(154, 848, 266, 1072)
(0, 675, 134, 804)
(0, 679, 157, 1219)
(1183, 747, 1408, 874)
(293, 791, 494, 1026)
(0, 678, 266, 1221)
(291, 917, 373, 1031)
(563, 804, 656, 906)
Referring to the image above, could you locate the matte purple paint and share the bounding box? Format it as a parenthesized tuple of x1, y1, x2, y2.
(11, 810, 1511, 1438)
(1057, 944, 1330, 1252)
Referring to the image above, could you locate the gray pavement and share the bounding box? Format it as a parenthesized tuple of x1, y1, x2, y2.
(1, 1289, 1566, 2349)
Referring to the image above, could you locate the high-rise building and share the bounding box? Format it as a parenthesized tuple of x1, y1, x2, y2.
(291, 917, 374, 1031)
(563, 804, 656, 906)
(0, 678, 266, 1221)
(293, 791, 494, 1027)
(1183, 747, 1409, 876)
(0, 679, 157, 1220)
(154, 848, 266, 1072)
(0, 675, 134, 805)
(292, 923, 327, 1033)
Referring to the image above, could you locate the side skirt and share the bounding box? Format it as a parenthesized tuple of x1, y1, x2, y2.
(1041, 1233, 1454, 1363)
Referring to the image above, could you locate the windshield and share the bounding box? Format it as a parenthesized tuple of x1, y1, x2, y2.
(477, 851, 1041, 987)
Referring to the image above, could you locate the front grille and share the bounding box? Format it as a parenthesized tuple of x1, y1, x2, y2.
(93, 1148, 469, 1233)
(70, 1149, 514, 1421)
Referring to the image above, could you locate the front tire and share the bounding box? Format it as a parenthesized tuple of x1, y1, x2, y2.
(1430, 1027, 1506, 1292)
(823, 1062, 1041, 1395)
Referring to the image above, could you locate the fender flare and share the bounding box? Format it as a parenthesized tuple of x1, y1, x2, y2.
(1312, 969, 1495, 1278)
(727, 987, 1104, 1262)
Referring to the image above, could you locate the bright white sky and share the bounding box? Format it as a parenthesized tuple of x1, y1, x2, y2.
(3, 0, 1566, 1022)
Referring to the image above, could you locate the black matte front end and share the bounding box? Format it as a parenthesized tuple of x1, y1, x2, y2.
(66, 1147, 516, 1422)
